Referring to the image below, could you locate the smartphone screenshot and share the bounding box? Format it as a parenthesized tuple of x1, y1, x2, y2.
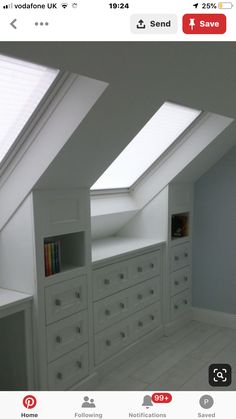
(0, 1, 235, 417)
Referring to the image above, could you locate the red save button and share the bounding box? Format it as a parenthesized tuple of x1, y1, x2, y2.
(183, 14, 226, 34)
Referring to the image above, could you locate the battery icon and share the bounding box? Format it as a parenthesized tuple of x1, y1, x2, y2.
(218, 2, 233, 8)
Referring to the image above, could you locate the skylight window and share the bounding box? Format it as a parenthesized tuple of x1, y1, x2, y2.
(91, 102, 201, 190)
(0, 54, 59, 164)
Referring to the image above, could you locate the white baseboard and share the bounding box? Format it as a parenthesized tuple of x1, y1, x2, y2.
(193, 307, 236, 329)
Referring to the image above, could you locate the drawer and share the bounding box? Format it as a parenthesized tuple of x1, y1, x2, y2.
(93, 261, 129, 301)
(45, 276, 87, 324)
(171, 289, 191, 320)
(129, 251, 161, 283)
(94, 301, 162, 365)
(171, 267, 191, 296)
(94, 289, 130, 333)
(95, 320, 131, 365)
(170, 243, 190, 272)
(131, 302, 162, 341)
(48, 343, 89, 390)
(129, 277, 160, 313)
(47, 310, 88, 362)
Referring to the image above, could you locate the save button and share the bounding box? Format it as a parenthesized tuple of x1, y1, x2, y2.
(183, 14, 226, 34)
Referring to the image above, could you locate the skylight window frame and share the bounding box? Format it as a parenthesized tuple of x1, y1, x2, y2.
(0, 67, 69, 179)
(90, 104, 204, 196)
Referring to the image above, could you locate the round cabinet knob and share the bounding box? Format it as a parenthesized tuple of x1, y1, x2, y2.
(137, 294, 143, 300)
(55, 298, 61, 306)
(119, 273, 124, 279)
(104, 278, 110, 285)
(174, 304, 178, 310)
(75, 291, 80, 299)
(77, 361, 82, 369)
(150, 289, 154, 295)
(138, 321, 143, 327)
(76, 326, 81, 334)
(174, 256, 179, 261)
(184, 252, 188, 258)
(150, 315, 155, 321)
(137, 266, 143, 273)
(55, 335, 62, 343)
(120, 302, 125, 309)
(184, 276, 188, 282)
(106, 339, 111, 346)
(184, 299, 188, 305)
(57, 372, 63, 380)
(174, 280, 179, 286)
(150, 263, 154, 269)
(120, 332, 126, 338)
(105, 309, 111, 316)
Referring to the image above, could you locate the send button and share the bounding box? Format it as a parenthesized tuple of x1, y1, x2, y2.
(131, 14, 178, 34)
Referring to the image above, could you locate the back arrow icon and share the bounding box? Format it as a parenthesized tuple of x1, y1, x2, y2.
(10, 19, 17, 29)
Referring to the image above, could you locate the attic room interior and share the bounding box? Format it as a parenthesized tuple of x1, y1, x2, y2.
(0, 42, 236, 391)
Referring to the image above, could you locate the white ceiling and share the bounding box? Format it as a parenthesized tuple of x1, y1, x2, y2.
(0, 42, 236, 190)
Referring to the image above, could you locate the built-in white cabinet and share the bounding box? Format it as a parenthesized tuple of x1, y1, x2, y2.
(165, 183, 193, 330)
(92, 243, 163, 366)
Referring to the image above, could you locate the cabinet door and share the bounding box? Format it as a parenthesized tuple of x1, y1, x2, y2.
(129, 251, 161, 284)
(46, 310, 88, 362)
(45, 276, 87, 324)
(48, 344, 89, 390)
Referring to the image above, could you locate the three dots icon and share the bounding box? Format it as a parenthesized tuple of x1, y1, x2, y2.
(35, 22, 49, 26)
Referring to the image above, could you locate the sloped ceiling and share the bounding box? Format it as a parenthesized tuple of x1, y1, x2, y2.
(0, 42, 236, 190)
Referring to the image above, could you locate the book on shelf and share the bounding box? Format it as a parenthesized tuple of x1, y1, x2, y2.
(44, 240, 61, 277)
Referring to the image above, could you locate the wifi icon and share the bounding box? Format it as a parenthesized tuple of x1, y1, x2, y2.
(61, 2, 68, 8)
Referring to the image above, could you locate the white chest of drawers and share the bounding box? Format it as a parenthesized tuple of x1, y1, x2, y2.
(92, 240, 163, 367)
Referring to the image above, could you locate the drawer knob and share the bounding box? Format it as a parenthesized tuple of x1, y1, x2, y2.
(120, 302, 125, 309)
(150, 289, 154, 295)
(105, 309, 111, 316)
(119, 273, 124, 279)
(184, 299, 188, 305)
(75, 291, 80, 299)
(137, 294, 143, 300)
(120, 332, 126, 338)
(174, 304, 178, 310)
(77, 361, 82, 369)
(104, 278, 110, 285)
(55, 335, 62, 343)
(150, 314, 155, 321)
(174, 256, 179, 261)
(174, 280, 179, 286)
(184, 252, 188, 258)
(137, 266, 143, 273)
(55, 298, 61, 306)
(150, 263, 154, 268)
(57, 372, 63, 380)
(76, 326, 81, 334)
(106, 339, 111, 346)
(138, 321, 143, 327)
(184, 276, 188, 282)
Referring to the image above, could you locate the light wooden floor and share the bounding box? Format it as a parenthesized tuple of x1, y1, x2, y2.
(94, 321, 236, 391)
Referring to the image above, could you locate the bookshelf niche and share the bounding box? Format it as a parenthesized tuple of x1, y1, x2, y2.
(44, 231, 85, 278)
(171, 212, 189, 240)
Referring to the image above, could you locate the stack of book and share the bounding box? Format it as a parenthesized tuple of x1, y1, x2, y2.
(44, 240, 61, 277)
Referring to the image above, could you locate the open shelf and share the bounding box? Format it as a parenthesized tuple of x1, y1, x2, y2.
(44, 231, 85, 278)
(171, 212, 189, 240)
